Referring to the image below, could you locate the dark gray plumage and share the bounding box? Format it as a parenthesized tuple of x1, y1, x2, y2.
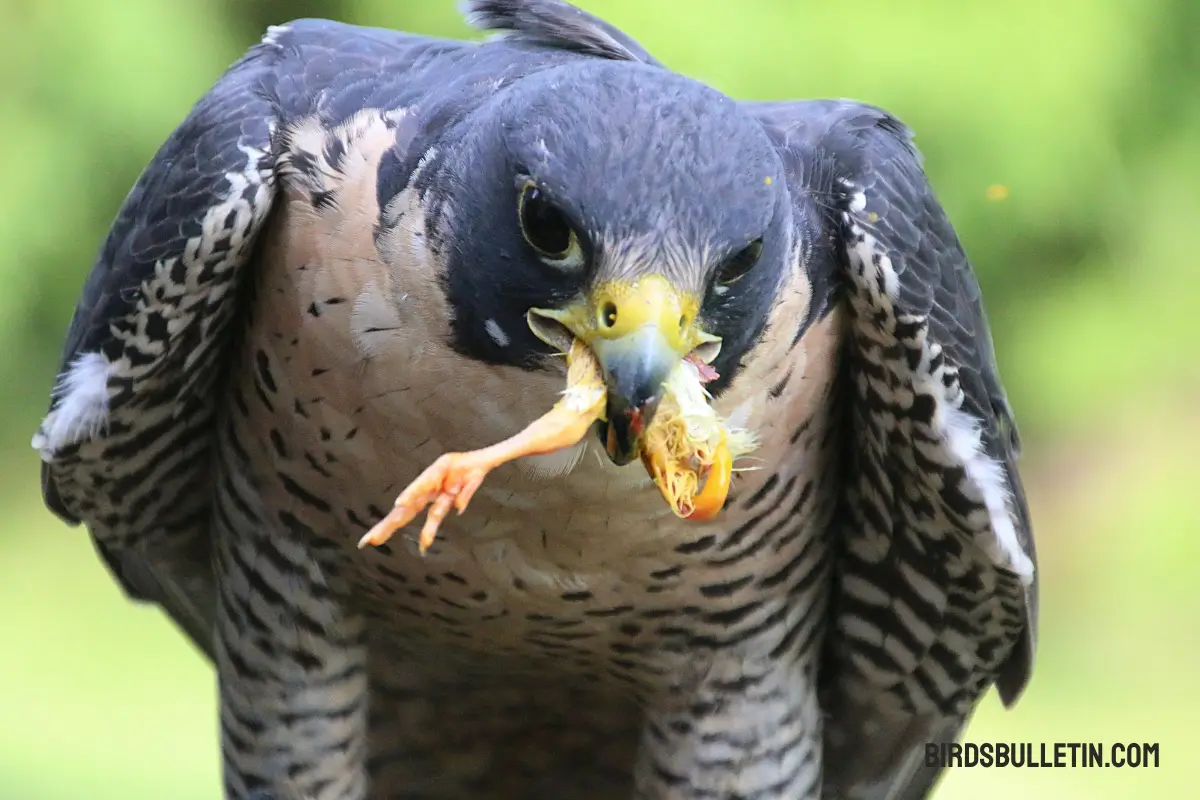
(34, 2, 1036, 798)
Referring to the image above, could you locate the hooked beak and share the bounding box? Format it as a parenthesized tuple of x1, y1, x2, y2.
(528, 275, 721, 465)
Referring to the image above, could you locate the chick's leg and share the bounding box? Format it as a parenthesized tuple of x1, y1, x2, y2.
(360, 340, 605, 553)
(359, 400, 602, 552)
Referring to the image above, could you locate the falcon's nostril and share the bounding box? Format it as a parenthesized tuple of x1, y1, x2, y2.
(600, 301, 618, 329)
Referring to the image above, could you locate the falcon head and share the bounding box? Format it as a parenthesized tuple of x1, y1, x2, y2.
(433, 60, 790, 465)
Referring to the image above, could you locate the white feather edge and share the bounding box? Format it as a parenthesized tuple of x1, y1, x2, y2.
(849, 214, 1034, 586)
(934, 387, 1035, 584)
(31, 351, 113, 460)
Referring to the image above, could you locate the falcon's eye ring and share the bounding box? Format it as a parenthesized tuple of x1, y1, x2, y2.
(714, 239, 764, 287)
(518, 182, 584, 270)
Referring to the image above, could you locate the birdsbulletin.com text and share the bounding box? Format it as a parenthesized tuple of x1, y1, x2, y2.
(925, 741, 1160, 769)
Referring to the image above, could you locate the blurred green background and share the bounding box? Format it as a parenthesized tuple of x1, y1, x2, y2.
(2, 0, 1196, 797)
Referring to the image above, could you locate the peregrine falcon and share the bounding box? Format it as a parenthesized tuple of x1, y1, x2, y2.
(33, 1, 1038, 798)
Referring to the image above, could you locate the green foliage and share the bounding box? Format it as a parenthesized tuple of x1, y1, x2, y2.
(1, 1, 1195, 797)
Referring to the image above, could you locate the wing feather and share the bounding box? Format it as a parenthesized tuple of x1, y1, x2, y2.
(32, 21, 480, 657)
(33, 41, 287, 654)
(748, 99, 1037, 799)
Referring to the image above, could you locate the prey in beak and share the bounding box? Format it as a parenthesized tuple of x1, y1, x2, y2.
(359, 275, 749, 555)
(527, 274, 720, 465)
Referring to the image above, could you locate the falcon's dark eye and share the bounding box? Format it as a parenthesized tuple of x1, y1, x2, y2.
(518, 182, 583, 269)
(714, 239, 764, 287)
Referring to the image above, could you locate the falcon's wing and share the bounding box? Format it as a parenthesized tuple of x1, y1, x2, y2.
(747, 99, 1038, 799)
(32, 20, 477, 658)
(33, 41, 285, 658)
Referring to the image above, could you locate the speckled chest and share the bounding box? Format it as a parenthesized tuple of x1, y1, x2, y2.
(215, 148, 844, 685)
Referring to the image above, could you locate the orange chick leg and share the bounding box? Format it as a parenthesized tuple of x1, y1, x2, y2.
(358, 400, 602, 553)
(359, 342, 605, 554)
